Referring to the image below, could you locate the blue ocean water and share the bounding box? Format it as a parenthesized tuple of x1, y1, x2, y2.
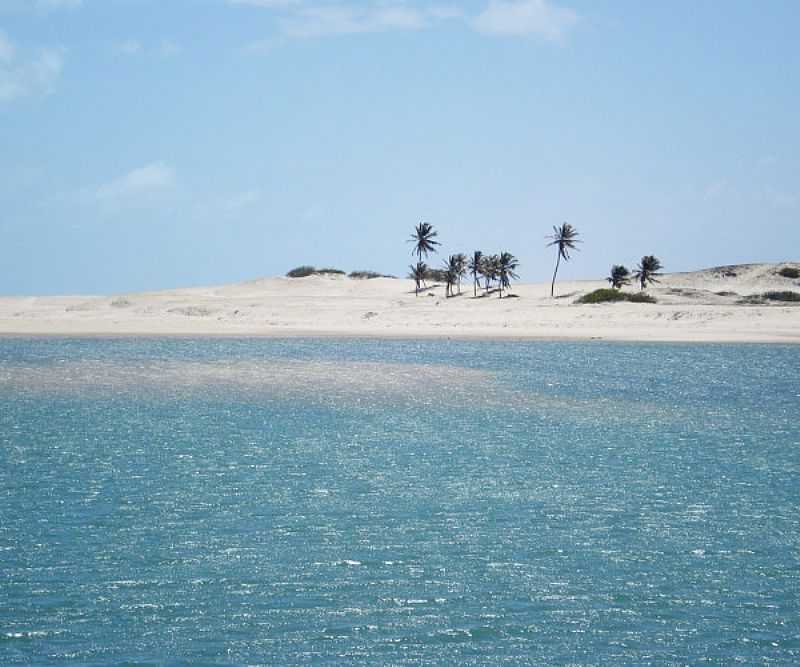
(1, 337, 798, 665)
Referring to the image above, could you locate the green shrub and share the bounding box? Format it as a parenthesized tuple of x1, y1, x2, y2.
(576, 288, 656, 304)
(286, 265, 316, 278)
(627, 292, 657, 303)
(762, 290, 800, 302)
(349, 270, 395, 279)
(737, 291, 800, 304)
(777, 267, 800, 279)
(286, 266, 345, 278)
(424, 268, 449, 283)
(737, 295, 765, 305)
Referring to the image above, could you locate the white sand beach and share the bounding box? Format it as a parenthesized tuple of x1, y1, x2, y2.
(1, 263, 798, 343)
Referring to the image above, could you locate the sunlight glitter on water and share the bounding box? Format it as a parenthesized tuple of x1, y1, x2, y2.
(1, 338, 799, 665)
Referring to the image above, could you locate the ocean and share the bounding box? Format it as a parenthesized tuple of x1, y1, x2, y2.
(1, 337, 798, 665)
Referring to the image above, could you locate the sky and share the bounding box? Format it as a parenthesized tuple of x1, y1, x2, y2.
(0, 0, 798, 295)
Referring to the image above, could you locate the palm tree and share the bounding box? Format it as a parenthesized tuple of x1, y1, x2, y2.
(453, 253, 467, 295)
(442, 256, 459, 298)
(409, 261, 427, 296)
(468, 251, 483, 297)
(607, 264, 631, 289)
(409, 222, 440, 263)
(546, 222, 581, 297)
(633, 255, 663, 290)
(497, 251, 520, 298)
(482, 254, 499, 293)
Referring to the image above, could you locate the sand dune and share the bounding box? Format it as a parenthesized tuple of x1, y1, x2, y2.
(1, 263, 798, 343)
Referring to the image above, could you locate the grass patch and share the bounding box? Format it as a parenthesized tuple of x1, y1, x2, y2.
(424, 268, 449, 283)
(576, 288, 656, 304)
(738, 291, 800, 304)
(763, 290, 800, 302)
(286, 266, 345, 278)
(777, 267, 800, 279)
(286, 265, 316, 278)
(349, 270, 395, 279)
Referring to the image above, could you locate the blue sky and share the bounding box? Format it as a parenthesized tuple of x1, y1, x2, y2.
(1, 0, 798, 295)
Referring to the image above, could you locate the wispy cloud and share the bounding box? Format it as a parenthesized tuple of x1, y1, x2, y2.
(473, 0, 578, 40)
(703, 179, 729, 202)
(762, 187, 798, 211)
(36, 0, 83, 10)
(0, 31, 64, 103)
(228, 0, 302, 6)
(280, 5, 428, 38)
(94, 162, 176, 202)
(230, 1, 566, 41)
(112, 38, 182, 58)
(114, 39, 143, 56)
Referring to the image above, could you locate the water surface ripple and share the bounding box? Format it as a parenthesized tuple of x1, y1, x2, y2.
(1, 338, 798, 665)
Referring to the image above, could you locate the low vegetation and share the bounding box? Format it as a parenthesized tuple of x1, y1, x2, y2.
(576, 289, 656, 304)
(286, 266, 345, 278)
(738, 291, 800, 304)
(763, 290, 800, 302)
(348, 270, 395, 279)
(777, 267, 800, 279)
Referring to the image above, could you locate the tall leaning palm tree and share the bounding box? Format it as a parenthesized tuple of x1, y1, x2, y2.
(468, 251, 483, 297)
(546, 222, 581, 297)
(409, 222, 440, 263)
(633, 255, 663, 290)
(607, 264, 631, 289)
(497, 251, 520, 298)
(409, 261, 427, 296)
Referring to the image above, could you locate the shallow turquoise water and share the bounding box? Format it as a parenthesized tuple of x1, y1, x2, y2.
(1, 338, 799, 665)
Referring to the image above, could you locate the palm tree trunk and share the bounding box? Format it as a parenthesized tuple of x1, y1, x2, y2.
(550, 253, 561, 297)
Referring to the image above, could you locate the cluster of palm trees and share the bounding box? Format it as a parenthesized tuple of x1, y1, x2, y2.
(408, 223, 520, 298)
(607, 256, 663, 290)
(408, 220, 664, 298)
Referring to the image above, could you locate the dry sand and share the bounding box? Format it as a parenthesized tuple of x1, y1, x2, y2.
(1, 263, 798, 344)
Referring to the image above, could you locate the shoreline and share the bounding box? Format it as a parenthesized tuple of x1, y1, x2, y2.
(1, 326, 798, 345)
(2, 263, 798, 346)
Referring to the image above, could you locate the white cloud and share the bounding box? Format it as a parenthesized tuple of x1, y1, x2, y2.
(763, 187, 798, 211)
(230, 1, 467, 39)
(0, 31, 15, 62)
(229, 0, 578, 42)
(114, 39, 142, 56)
(223, 189, 261, 213)
(427, 5, 464, 20)
(112, 39, 182, 57)
(159, 40, 181, 56)
(95, 162, 176, 202)
(36, 0, 82, 9)
(473, 0, 578, 40)
(280, 5, 427, 38)
(228, 0, 301, 6)
(703, 179, 728, 202)
(0, 31, 63, 103)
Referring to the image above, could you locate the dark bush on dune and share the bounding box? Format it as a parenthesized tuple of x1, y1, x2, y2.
(738, 291, 800, 304)
(286, 266, 345, 278)
(763, 291, 800, 302)
(424, 268, 449, 283)
(777, 267, 800, 279)
(576, 288, 656, 304)
(349, 270, 396, 279)
(286, 265, 316, 278)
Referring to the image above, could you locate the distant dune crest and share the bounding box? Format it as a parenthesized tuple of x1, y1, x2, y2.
(0, 263, 797, 343)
